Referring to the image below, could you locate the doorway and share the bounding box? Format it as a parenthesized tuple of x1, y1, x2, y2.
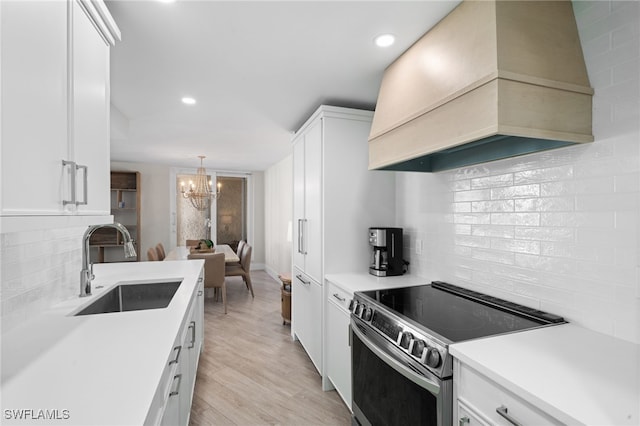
(170, 167, 251, 251)
(215, 176, 247, 252)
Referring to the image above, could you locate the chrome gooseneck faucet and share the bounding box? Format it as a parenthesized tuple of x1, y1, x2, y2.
(80, 222, 137, 297)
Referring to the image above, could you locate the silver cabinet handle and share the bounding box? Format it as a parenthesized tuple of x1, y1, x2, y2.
(295, 274, 310, 286)
(302, 219, 308, 255)
(496, 406, 522, 426)
(62, 160, 77, 206)
(76, 164, 88, 206)
(169, 345, 182, 365)
(297, 219, 303, 254)
(333, 293, 346, 302)
(198, 277, 203, 283)
(198, 290, 203, 296)
(188, 321, 196, 349)
(459, 417, 470, 426)
(169, 374, 182, 397)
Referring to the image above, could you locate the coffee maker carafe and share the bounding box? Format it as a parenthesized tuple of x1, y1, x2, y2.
(369, 227, 404, 277)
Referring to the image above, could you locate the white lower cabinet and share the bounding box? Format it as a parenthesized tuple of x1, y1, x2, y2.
(147, 273, 204, 426)
(292, 269, 322, 373)
(454, 359, 563, 426)
(325, 280, 353, 410)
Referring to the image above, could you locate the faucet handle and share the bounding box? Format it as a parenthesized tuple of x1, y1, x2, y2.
(90, 263, 95, 280)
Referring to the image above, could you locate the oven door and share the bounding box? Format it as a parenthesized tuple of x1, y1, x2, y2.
(351, 318, 451, 426)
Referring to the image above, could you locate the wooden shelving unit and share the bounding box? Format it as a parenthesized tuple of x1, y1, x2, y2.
(90, 171, 141, 263)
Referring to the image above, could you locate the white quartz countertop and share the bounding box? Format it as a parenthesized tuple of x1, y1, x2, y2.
(325, 272, 429, 294)
(450, 323, 640, 425)
(1, 260, 204, 425)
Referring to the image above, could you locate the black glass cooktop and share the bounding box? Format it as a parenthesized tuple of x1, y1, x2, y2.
(360, 281, 565, 343)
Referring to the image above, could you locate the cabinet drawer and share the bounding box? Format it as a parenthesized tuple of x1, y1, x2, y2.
(457, 363, 563, 426)
(457, 399, 491, 426)
(327, 280, 352, 313)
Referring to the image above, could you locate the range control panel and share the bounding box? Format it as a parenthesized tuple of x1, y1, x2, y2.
(349, 296, 451, 378)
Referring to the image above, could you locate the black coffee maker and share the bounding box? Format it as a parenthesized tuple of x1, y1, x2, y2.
(369, 227, 404, 277)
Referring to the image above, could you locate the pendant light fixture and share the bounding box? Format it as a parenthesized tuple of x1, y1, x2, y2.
(180, 155, 221, 211)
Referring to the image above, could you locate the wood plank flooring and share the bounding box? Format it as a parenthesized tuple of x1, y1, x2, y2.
(190, 271, 351, 426)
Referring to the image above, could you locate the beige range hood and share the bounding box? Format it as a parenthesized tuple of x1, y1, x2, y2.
(369, 0, 594, 172)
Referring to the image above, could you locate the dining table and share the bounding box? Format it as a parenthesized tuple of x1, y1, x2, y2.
(164, 244, 240, 263)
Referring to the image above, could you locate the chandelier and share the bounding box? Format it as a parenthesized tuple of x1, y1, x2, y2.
(181, 155, 221, 211)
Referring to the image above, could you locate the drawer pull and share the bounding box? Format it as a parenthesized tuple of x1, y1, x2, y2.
(296, 274, 310, 286)
(496, 405, 522, 426)
(332, 293, 346, 302)
(188, 321, 196, 349)
(459, 417, 470, 426)
(169, 374, 182, 397)
(169, 345, 182, 365)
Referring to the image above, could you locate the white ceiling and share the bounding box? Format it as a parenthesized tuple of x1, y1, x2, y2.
(106, 0, 460, 171)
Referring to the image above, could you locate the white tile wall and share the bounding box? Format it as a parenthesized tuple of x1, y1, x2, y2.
(1, 227, 85, 333)
(396, 0, 640, 344)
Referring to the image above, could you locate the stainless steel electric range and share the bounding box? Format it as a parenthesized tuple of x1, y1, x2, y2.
(349, 281, 566, 426)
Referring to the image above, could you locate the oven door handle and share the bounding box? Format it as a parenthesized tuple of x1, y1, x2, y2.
(351, 323, 441, 395)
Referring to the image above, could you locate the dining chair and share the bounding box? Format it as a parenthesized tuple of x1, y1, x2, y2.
(188, 252, 227, 314)
(225, 243, 254, 298)
(186, 239, 199, 247)
(147, 247, 159, 261)
(236, 240, 246, 257)
(155, 243, 166, 261)
(226, 240, 245, 267)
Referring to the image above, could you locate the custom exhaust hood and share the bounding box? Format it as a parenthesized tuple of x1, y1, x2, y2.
(369, 0, 593, 172)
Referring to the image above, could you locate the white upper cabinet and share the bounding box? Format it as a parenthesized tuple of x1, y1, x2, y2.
(72, 0, 112, 215)
(0, 0, 120, 227)
(1, 1, 69, 216)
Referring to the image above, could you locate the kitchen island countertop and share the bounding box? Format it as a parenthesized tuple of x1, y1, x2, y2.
(1, 260, 204, 425)
(450, 323, 640, 425)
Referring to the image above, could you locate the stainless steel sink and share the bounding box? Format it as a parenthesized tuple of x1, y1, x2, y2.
(74, 280, 182, 316)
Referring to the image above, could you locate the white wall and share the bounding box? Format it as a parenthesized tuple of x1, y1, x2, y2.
(264, 155, 293, 280)
(111, 161, 172, 262)
(397, 0, 640, 344)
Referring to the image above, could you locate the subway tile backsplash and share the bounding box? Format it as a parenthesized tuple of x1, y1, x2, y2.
(1, 227, 85, 333)
(398, 0, 640, 344)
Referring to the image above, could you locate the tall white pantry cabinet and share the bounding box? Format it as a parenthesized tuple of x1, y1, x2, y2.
(0, 0, 120, 232)
(291, 105, 395, 389)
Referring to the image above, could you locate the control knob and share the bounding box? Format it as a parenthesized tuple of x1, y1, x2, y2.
(363, 307, 373, 321)
(354, 303, 362, 316)
(348, 299, 356, 312)
(357, 304, 366, 318)
(399, 332, 413, 349)
(411, 339, 426, 358)
(425, 348, 442, 368)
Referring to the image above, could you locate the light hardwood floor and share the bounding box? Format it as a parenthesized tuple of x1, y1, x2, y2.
(189, 271, 351, 426)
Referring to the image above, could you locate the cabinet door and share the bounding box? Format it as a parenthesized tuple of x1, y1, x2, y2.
(292, 270, 322, 374)
(292, 138, 305, 271)
(326, 298, 352, 410)
(71, 0, 110, 215)
(303, 119, 322, 283)
(0, 1, 69, 216)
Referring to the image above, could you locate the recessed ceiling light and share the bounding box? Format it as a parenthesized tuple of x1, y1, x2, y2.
(181, 97, 196, 105)
(374, 34, 395, 48)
